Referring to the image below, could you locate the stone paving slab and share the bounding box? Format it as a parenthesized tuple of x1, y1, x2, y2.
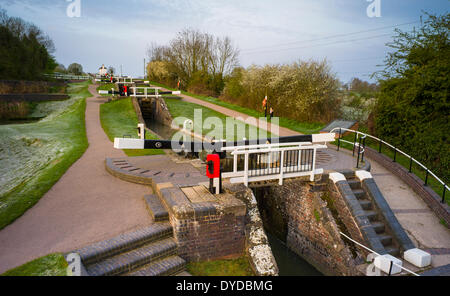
(75, 223, 172, 265)
(127, 255, 186, 276)
(86, 238, 177, 276)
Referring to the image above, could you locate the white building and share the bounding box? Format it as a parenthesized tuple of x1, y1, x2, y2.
(99, 64, 107, 76)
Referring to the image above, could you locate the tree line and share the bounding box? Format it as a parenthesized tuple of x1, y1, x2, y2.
(147, 29, 340, 123)
(375, 12, 449, 182)
(0, 8, 57, 80)
(147, 28, 239, 96)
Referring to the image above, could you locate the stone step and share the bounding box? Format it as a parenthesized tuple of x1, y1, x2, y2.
(86, 238, 178, 276)
(126, 256, 186, 276)
(378, 234, 393, 246)
(175, 271, 193, 276)
(347, 179, 361, 190)
(385, 246, 400, 257)
(352, 189, 366, 199)
(75, 223, 173, 265)
(364, 210, 378, 222)
(371, 222, 385, 234)
(144, 194, 169, 222)
(359, 199, 372, 210)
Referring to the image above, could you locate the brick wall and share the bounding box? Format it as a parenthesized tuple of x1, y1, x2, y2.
(365, 147, 450, 227)
(261, 179, 361, 276)
(171, 213, 246, 262)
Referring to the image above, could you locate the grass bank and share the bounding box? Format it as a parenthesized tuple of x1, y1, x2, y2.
(99, 97, 164, 157)
(151, 81, 325, 134)
(96, 83, 116, 96)
(0, 81, 90, 230)
(164, 96, 275, 141)
(186, 257, 254, 276)
(1, 253, 68, 276)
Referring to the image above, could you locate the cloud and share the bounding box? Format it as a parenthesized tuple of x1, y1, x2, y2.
(2, 0, 448, 81)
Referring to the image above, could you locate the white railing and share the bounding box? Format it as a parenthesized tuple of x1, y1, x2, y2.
(222, 142, 327, 186)
(130, 87, 181, 99)
(43, 73, 90, 80)
(331, 127, 449, 203)
(116, 77, 133, 83)
(130, 87, 161, 98)
(339, 232, 420, 276)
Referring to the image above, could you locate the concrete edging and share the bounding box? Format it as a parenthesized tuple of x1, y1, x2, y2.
(365, 147, 450, 228)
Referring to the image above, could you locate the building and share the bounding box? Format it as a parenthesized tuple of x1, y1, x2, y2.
(98, 64, 107, 76)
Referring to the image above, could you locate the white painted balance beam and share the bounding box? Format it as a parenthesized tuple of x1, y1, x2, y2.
(114, 138, 145, 149)
(312, 133, 335, 143)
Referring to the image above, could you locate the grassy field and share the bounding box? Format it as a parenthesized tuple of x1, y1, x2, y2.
(0, 81, 90, 230)
(164, 96, 275, 141)
(1, 253, 68, 276)
(96, 83, 116, 96)
(99, 97, 164, 157)
(186, 257, 255, 276)
(151, 81, 325, 134)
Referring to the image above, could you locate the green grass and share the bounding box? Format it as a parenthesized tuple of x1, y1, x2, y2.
(186, 257, 255, 276)
(99, 97, 164, 156)
(1, 253, 68, 276)
(96, 83, 116, 96)
(150, 81, 325, 134)
(334, 131, 449, 205)
(164, 96, 275, 141)
(0, 81, 90, 230)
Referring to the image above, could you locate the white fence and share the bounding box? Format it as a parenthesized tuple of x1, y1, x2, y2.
(222, 142, 327, 186)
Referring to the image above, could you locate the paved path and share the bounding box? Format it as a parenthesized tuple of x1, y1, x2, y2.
(167, 88, 450, 268)
(0, 85, 152, 274)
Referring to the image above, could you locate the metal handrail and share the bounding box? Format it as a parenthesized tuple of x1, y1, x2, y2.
(331, 127, 449, 203)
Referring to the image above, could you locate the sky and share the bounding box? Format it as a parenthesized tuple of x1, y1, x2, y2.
(2, 0, 449, 83)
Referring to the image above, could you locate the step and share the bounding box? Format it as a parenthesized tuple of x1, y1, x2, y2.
(364, 210, 378, 222)
(175, 271, 192, 276)
(352, 189, 366, 199)
(378, 234, 393, 246)
(76, 223, 173, 265)
(144, 194, 169, 222)
(126, 256, 186, 276)
(359, 199, 372, 210)
(347, 179, 361, 190)
(385, 246, 400, 257)
(87, 238, 178, 276)
(371, 222, 385, 234)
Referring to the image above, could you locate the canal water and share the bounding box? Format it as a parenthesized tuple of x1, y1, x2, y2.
(266, 232, 322, 276)
(145, 118, 323, 276)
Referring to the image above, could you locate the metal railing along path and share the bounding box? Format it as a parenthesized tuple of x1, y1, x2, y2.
(331, 127, 449, 204)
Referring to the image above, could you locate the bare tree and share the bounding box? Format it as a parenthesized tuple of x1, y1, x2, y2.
(146, 28, 239, 82)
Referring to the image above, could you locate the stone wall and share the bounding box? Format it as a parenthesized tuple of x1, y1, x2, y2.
(326, 179, 371, 256)
(256, 179, 362, 276)
(139, 97, 173, 126)
(154, 182, 247, 262)
(225, 183, 279, 276)
(365, 147, 450, 228)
